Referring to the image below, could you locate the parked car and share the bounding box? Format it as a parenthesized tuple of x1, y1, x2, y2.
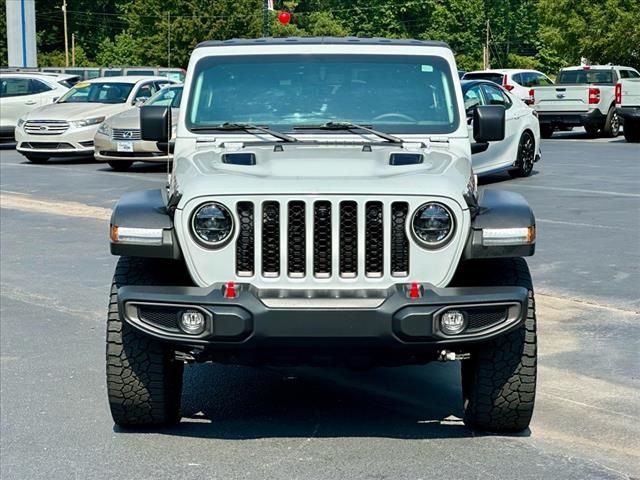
(0, 72, 71, 141)
(531, 65, 640, 138)
(106, 37, 538, 433)
(463, 69, 553, 103)
(95, 84, 182, 171)
(14, 76, 175, 163)
(462, 79, 540, 177)
(616, 78, 640, 142)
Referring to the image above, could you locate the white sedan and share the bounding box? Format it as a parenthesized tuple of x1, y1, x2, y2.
(462, 79, 541, 177)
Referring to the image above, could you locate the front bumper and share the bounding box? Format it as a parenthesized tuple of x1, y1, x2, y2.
(537, 108, 605, 127)
(119, 283, 528, 352)
(94, 132, 168, 162)
(15, 125, 97, 157)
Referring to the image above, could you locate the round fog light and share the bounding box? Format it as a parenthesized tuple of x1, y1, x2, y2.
(440, 310, 466, 335)
(179, 310, 206, 335)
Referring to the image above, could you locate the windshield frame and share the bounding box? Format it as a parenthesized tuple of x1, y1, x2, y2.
(185, 54, 460, 135)
(57, 81, 135, 104)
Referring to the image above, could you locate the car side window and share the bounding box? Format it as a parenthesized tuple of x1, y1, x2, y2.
(0, 78, 33, 97)
(629, 70, 640, 78)
(30, 79, 53, 94)
(513, 73, 523, 85)
(533, 73, 553, 86)
(134, 83, 155, 101)
(481, 84, 512, 109)
(463, 84, 484, 112)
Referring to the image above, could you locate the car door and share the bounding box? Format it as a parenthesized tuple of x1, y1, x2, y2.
(0, 77, 51, 127)
(479, 83, 520, 171)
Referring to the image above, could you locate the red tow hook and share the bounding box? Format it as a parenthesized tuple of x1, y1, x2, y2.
(223, 281, 238, 299)
(408, 282, 422, 299)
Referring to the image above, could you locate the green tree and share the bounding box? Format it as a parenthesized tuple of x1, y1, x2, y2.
(0, 7, 7, 65)
(38, 45, 95, 67)
(96, 33, 143, 66)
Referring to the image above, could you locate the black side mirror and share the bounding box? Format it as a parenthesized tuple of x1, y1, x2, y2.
(140, 105, 171, 143)
(473, 105, 505, 142)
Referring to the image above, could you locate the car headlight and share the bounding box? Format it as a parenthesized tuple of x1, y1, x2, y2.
(411, 202, 455, 248)
(17, 118, 26, 128)
(71, 116, 105, 128)
(97, 122, 113, 137)
(191, 202, 234, 247)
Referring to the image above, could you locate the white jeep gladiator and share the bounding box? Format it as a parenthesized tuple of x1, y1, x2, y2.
(532, 65, 639, 138)
(107, 38, 538, 433)
(616, 78, 640, 142)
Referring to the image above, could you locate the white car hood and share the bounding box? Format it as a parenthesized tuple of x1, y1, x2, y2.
(175, 143, 471, 208)
(23, 102, 132, 121)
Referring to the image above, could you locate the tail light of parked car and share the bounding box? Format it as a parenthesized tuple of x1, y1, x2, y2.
(526, 88, 535, 105)
(615, 83, 622, 104)
(588, 87, 600, 105)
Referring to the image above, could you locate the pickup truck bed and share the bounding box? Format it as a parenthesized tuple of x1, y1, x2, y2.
(616, 78, 640, 142)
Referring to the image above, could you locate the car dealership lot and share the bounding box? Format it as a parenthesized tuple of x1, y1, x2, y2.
(1, 132, 638, 479)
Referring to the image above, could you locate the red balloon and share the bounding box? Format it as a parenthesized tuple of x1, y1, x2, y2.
(278, 11, 291, 25)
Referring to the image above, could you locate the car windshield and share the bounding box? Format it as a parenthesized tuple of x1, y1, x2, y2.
(57, 82, 134, 104)
(556, 69, 615, 85)
(186, 54, 459, 134)
(147, 86, 183, 107)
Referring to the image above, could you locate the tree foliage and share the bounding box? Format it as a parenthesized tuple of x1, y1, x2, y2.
(2, 0, 639, 73)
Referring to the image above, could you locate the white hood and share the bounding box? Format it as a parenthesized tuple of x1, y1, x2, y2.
(23, 102, 133, 122)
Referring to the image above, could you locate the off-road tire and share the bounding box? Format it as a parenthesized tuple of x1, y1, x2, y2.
(623, 119, 640, 142)
(509, 131, 536, 178)
(602, 106, 620, 137)
(451, 258, 537, 433)
(106, 256, 190, 427)
(108, 160, 134, 171)
(540, 124, 554, 139)
(584, 124, 600, 137)
(24, 154, 49, 164)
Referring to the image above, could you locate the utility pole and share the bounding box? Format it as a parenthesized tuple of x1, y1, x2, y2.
(167, 12, 171, 68)
(62, 0, 69, 67)
(71, 33, 75, 67)
(484, 19, 491, 70)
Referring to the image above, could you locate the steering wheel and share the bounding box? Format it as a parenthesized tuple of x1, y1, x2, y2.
(372, 113, 416, 122)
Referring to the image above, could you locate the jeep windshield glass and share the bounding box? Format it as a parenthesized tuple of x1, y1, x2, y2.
(57, 82, 134, 104)
(186, 54, 459, 135)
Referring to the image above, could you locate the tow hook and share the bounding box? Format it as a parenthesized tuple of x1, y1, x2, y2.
(438, 350, 471, 362)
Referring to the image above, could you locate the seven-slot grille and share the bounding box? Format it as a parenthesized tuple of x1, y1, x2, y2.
(24, 120, 69, 135)
(235, 200, 410, 279)
(112, 128, 142, 141)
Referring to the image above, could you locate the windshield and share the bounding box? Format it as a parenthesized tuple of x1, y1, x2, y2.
(57, 82, 134, 104)
(557, 69, 615, 85)
(462, 72, 504, 85)
(187, 54, 459, 134)
(147, 86, 183, 107)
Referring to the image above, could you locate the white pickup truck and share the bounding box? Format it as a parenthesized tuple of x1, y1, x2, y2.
(616, 78, 640, 142)
(531, 65, 640, 138)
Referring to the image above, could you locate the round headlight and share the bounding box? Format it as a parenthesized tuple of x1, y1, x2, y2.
(412, 202, 454, 248)
(191, 202, 234, 247)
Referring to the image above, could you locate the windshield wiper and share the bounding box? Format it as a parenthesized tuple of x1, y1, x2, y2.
(294, 121, 403, 144)
(190, 122, 298, 143)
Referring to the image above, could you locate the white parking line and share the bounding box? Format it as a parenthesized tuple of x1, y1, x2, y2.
(536, 218, 635, 231)
(0, 192, 111, 220)
(508, 184, 640, 198)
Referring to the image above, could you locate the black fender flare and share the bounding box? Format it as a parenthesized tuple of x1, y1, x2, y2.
(463, 189, 536, 259)
(110, 189, 182, 259)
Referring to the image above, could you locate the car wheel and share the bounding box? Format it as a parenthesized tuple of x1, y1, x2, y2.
(24, 154, 49, 164)
(108, 160, 134, 171)
(540, 125, 554, 139)
(584, 124, 600, 137)
(623, 120, 640, 142)
(509, 131, 536, 178)
(602, 106, 620, 137)
(451, 258, 537, 433)
(106, 256, 192, 427)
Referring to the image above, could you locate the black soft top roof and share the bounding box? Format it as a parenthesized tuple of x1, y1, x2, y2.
(195, 37, 450, 50)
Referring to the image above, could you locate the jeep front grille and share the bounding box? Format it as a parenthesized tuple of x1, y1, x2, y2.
(236, 200, 410, 279)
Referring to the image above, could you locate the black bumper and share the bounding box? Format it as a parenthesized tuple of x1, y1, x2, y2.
(617, 106, 640, 121)
(538, 108, 605, 127)
(118, 283, 528, 352)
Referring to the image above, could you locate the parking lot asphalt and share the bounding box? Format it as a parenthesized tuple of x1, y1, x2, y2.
(1, 130, 639, 479)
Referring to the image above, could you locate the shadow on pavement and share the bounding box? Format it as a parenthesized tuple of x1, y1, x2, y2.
(115, 362, 530, 440)
(478, 169, 541, 186)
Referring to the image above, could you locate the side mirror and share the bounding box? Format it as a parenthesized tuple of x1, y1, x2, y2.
(473, 105, 505, 142)
(133, 97, 147, 106)
(140, 105, 171, 143)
